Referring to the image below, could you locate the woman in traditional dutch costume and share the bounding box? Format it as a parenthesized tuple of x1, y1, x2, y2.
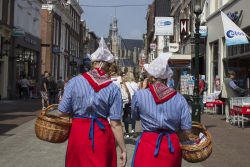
(131, 53, 192, 167)
(58, 37, 127, 167)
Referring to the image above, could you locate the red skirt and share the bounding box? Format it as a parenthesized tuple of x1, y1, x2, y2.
(133, 132, 182, 167)
(65, 118, 117, 167)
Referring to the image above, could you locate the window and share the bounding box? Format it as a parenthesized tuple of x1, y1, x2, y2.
(0, 0, 2, 20)
(211, 41, 219, 91)
(2, 0, 9, 24)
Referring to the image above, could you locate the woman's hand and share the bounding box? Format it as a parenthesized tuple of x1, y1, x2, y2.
(120, 151, 127, 167)
(110, 120, 127, 167)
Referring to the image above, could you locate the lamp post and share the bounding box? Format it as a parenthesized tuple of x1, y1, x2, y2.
(192, 0, 205, 123)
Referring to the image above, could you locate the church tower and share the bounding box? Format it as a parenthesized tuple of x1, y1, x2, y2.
(110, 16, 119, 59)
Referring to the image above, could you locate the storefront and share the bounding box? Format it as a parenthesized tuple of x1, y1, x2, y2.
(169, 54, 192, 91)
(8, 33, 41, 99)
(206, 0, 250, 93)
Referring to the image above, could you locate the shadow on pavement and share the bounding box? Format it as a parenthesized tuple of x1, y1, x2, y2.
(0, 114, 36, 121)
(0, 124, 18, 135)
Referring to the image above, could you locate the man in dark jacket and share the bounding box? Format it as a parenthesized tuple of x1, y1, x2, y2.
(48, 76, 58, 104)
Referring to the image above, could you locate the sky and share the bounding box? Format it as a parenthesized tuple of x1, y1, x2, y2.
(80, 0, 153, 40)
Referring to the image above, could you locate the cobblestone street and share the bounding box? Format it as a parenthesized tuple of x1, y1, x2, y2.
(1, 100, 250, 167)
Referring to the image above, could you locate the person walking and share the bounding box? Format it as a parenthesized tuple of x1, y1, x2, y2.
(121, 72, 139, 138)
(57, 76, 64, 102)
(58, 37, 127, 167)
(221, 71, 246, 122)
(41, 71, 49, 110)
(48, 76, 58, 104)
(20, 75, 30, 100)
(131, 52, 192, 167)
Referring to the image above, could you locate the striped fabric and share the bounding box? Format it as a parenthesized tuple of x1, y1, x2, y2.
(132, 89, 192, 132)
(58, 75, 122, 120)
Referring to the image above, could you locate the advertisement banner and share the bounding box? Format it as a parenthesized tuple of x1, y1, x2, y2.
(221, 11, 249, 46)
(155, 17, 174, 36)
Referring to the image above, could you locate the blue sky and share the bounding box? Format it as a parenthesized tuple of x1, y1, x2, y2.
(80, 0, 153, 40)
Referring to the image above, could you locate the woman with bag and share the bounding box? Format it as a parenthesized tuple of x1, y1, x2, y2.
(131, 52, 192, 167)
(58, 38, 127, 167)
(121, 72, 139, 138)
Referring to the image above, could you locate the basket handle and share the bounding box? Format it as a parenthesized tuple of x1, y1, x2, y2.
(42, 104, 71, 122)
(192, 121, 206, 129)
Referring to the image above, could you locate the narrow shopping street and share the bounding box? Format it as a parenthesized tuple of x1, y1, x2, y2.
(1, 0, 250, 166)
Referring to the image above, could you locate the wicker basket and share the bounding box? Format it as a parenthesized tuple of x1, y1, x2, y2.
(179, 122, 212, 163)
(35, 104, 71, 143)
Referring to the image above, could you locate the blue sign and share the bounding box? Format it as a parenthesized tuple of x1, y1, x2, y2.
(226, 30, 245, 38)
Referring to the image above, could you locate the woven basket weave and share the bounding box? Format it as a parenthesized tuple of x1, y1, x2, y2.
(35, 104, 71, 143)
(180, 122, 212, 163)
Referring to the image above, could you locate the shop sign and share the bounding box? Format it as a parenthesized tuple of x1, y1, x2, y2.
(168, 43, 179, 53)
(24, 36, 37, 45)
(221, 11, 249, 46)
(155, 17, 174, 36)
(52, 46, 60, 54)
(150, 43, 156, 50)
(12, 27, 25, 37)
(180, 19, 188, 36)
(199, 26, 207, 37)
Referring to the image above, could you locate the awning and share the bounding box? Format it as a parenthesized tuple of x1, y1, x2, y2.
(170, 53, 192, 60)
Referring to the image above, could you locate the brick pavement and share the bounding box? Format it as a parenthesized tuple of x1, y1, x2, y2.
(201, 113, 250, 167)
(0, 119, 201, 167)
(1, 100, 250, 166)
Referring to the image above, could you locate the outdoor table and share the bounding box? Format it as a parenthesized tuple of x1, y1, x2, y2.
(232, 105, 250, 129)
(205, 100, 224, 115)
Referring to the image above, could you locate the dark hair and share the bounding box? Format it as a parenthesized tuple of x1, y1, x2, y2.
(44, 71, 48, 74)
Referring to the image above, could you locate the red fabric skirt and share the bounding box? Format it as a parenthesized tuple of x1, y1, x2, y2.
(133, 132, 182, 167)
(65, 118, 117, 167)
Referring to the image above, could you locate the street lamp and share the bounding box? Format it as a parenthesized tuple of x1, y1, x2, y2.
(192, 0, 205, 123)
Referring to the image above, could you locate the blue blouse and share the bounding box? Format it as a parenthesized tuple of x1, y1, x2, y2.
(58, 75, 122, 120)
(131, 89, 192, 132)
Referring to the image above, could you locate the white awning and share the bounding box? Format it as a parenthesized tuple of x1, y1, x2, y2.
(170, 54, 191, 60)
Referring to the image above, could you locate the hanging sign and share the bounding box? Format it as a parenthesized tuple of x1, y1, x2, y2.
(155, 17, 174, 36)
(169, 43, 179, 53)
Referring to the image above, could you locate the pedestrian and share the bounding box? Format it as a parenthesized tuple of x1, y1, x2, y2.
(199, 75, 207, 112)
(131, 52, 192, 167)
(57, 76, 64, 102)
(48, 76, 58, 104)
(17, 76, 23, 99)
(41, 71, 49, 110)
(221, 71, 246, 122)
(110, 63, 122, 89)
(57, 37, 127, 167)
(121, 71, 139, 138)
(20, 75, 30, 100)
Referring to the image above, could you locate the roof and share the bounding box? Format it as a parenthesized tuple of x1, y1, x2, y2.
(121, 39, 143, 50)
